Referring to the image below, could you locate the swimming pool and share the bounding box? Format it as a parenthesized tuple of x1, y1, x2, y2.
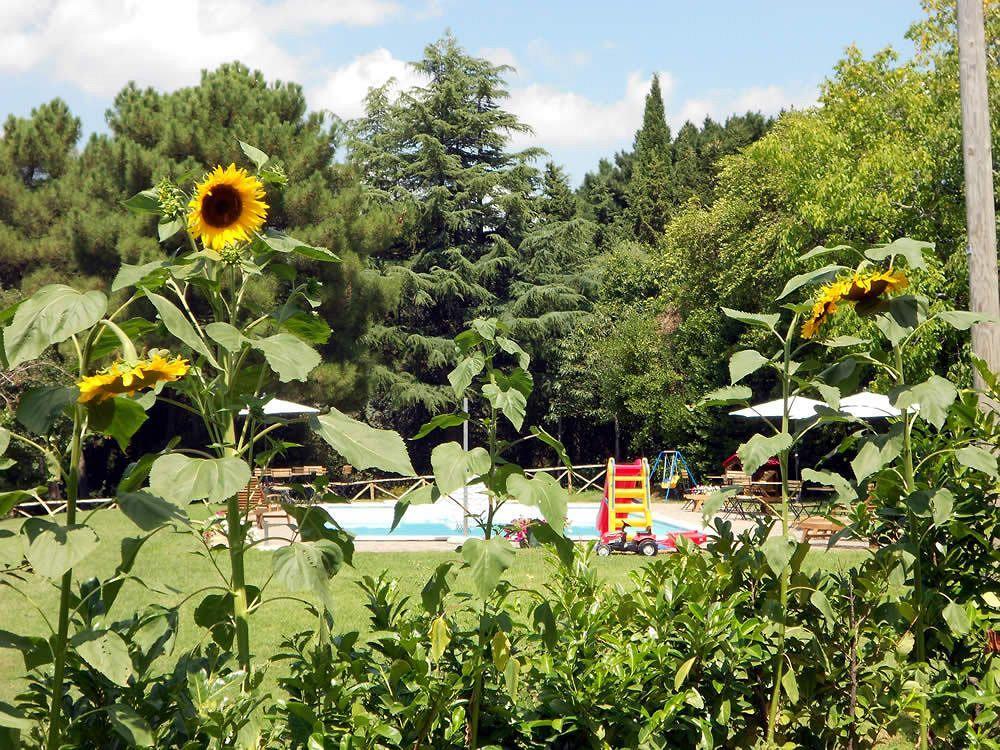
(319, 500, 691, 541)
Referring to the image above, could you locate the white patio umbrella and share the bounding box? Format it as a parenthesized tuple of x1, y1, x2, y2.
(238, 398, 320, 417)
(839, 391, 902, 418)
(730, 397, 826, 479)
(730, 396, 825, 420)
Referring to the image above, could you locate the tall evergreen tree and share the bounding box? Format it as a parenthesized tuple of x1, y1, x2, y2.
(352, 36, 595, 436)
(624, 74, 675, 243)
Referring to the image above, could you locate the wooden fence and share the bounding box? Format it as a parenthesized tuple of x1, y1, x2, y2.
(6, 463, 609, 517)
(327, 463, 608, 502)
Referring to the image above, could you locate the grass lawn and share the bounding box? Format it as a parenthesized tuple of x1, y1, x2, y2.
(0, 505, 868, 702)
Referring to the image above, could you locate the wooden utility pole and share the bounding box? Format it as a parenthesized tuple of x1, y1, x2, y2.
(957, 0, 1000, 392)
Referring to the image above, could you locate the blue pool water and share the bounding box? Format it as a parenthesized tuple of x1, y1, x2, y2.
(320, 502, 690, 540)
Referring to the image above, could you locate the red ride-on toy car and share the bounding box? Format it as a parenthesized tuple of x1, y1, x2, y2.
(596, 527, 660, 557)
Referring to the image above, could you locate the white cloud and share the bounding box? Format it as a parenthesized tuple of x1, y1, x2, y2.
(506, 71, 815, 154)
(0, 0, 400, 96)
(479, 47, 520, 72)
(310, 48, 426, 119)
(673, 84, 816, 129)
(507, 71, 660, 149)
(525, 38, 591, 70)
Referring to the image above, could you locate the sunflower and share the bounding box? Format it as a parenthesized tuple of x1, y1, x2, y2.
(77, 352, 189, 404)
(188, 164, 268, 250)
(844, 270, 909, 304)
(801, 279, 851, 339)
(800, 269, 909, 339)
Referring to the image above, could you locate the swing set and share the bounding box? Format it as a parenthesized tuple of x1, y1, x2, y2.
(648, 450, 698, 501)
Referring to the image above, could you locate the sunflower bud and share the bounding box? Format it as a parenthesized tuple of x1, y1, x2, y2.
(155, 178, 186, 218)
(218, 243, 245, 266)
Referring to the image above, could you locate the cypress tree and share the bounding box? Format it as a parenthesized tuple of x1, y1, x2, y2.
(625, 75, 675, 244)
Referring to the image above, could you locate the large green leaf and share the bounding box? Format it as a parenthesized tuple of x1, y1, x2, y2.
(506, 473, 568, 531)
(282, 505, 354, 564)
(777, 264, 848, 300)
(122, 188, 160, 214)
(107, 704, 154, 748)
(310, 409, 415, 476)
(146, 291, 218, 367)
(955, 445, 998, 478)
(148, 454, 251, 504)
(413, 412, 468, 440)
(22, 519, 99, 579)
(252, 333, 321, 382)
(482, 383, 527, 430)
(278, 311, 331, 345)
(429, 616, 451, 662)
(87, 396, 148, 451)
(271, 540, 344, 610)
(531, 425, 572, 469)
(892, 375, 957, 430)
(698, 385, 752, 407)
(16, 386, 77, 435)
(721, 307, 780, 331)
(117, 491, 189, 531)
(72, 630, 133, 686)
(729, 350, 768, 384)
(930, 488, 955, 527)
(0, 487, 45, 517)
(448, 352, 486, 397)
(239, 140, 270, 169)
(431, 442, 491, 496)
(801, 469, 857, 504)
(761, 535, 796, 576)
(863, 237, 933, 270)
(260, 228, 339, 262)
(496, 335, 530, 369)
(461, 537, 515, 599)
(851, 433, 902, 482)
(111, 260, 173, 292)
(205, 322, 247, 353)
(936, 310, 999, 331)
(942, 600, 971, 636)
(737, 432, 793, 476)
(0, 630, 51, 671)
(3, 284, 107, 367)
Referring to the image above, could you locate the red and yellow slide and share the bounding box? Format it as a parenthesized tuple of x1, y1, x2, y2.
(595, 457, 707, 556)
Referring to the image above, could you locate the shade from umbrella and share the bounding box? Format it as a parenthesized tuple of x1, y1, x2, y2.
(730, 396, 825, 420)
(839, 391, 902, 418)
(238, 398, 320, 417)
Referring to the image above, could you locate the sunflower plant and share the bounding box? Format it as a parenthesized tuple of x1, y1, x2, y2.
(696, 238, 937, 747)
(116, 141, 416, 685)
(702, 237, 998, 749)
(0, 141, 416, 748)
(788, 239, 998, 750)
(0, 279, 191, 748)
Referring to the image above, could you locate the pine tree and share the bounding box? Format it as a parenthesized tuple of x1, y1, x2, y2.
(539, 162, 578, 221)
(0, 65, 391, 407)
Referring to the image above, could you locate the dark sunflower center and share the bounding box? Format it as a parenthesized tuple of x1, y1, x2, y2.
(201, 185, 243, 228)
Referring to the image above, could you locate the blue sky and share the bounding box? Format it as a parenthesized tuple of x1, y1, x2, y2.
(0, 0, 923, 182)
